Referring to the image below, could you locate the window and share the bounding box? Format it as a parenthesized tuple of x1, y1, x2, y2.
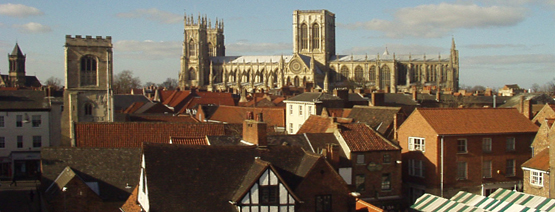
(506, 137, 515, 151)
(311, 23, 320, 50)
(369, 66, 376, 83)
(354, 66, 364, 82)
(32, 136, 41, 148)
(32, 115, 41, 127)
(289, 105, 293, 115)
(308, 106, 312, 115)
(383, 154, 391, 164)
(409, 159, 425, 177)
(356, 154, 365, 164)
(289, 123, 293, 134)
(379, 66, 391, 88)
(457, 139, 467, 153)
(0, 116, 4, 127)
(457, 162, 467, 180)
(17, 136, 23, 148)
(16, 115, 22, 127)
(188, 39, 196, 57)
(259, 185, 278, 204)
(531, 171, 544, 186)
(506, 159, 515, 177)
(482, 160, 492, 178)
(355, 174, 365, 192)
(80, 55, 97, 86)
(299, 105, 303, 116)
(408, 137, 425, 152)
(0, 137, 4, 148)
(315, 195, 331, 212)
(381, 173, 391, 190)
(85, 103, 93, 116)
(300, 24, 308, 50)
(482, 138, 492, 152)
(208, 42, 214, 56)
(340, 66, 349, 81)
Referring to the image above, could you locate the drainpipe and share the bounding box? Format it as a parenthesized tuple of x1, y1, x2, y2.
(441, 135, 444, 198)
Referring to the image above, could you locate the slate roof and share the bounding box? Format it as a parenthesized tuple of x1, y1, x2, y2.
(522, 149, 549, 172)
(0, 75, 42, 87)
(113, 94, 151, 112)
(414, 108, 539, 135)
(74, 122, 226, 147)
(363, 93, 418, 106)
(331, 53, 450, 63)
(296, 115, 335, 134)
(41, 147, 141, 203)
(0, 90, 50, 110)
(347, 106, 403, 136)
(285, 92, 342, 102)
(141, 143, 322, 211)
(500, 93, 555, 108)
(209, 105, 285, 127)
(338, 123, 400, 152)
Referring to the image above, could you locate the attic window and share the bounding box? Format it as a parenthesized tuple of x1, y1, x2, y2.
(259, 185, 278, 205)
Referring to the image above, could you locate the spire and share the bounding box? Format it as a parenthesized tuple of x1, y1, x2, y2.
(11, 43, 24, 56)
(451, 36, 456, 50)
(383, 46, 389, 56)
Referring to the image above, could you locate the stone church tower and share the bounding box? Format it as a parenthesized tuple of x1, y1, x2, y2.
(293, 10, 335, 67)
(61, 35, 114, 146)
(8, 43, 26, 87)
(180, 14, 225, 88)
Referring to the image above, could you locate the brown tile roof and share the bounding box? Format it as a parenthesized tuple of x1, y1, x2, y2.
(296, 115, 335, 134)
(126, 114, 199, 123)
(522, 149, 549, 171)
(162, 90, 192, 108)
(209, 105, 285, 127)
(415, 108, 539, 135)
(347, 106, 404, 136)
(120, 186, 141, 212)
(123, 102, 146, 113)
(170, 136, 208, 145)
(338, 123, 400, 152)
(75, 122, 226, 147)
(326, 108, 352, 117)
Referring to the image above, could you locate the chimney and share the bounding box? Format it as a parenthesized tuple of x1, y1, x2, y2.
(326, 143, 340, 169)
(412, 88, 418, 101)
(243, 112, 267, 147)
(524, 99, 532, 120)
(393, 113, 404, 140)
(436, 90, 441, 102)
(371, 92, 385, 106)
(333, 89, 349, 102)
(519, 95, 525, 114)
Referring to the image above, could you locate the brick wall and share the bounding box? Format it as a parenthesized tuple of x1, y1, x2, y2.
(350, 150, 402, 199)
(523, 170, 550, 198)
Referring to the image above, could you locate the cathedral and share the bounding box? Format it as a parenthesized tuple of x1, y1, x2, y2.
(179, 10, 459, 93)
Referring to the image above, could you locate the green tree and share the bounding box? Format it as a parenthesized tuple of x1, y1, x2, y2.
(113, 70, 141, 94)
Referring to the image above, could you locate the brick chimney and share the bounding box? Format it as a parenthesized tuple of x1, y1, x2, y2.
(325, 143, 340, 169)
(412, 88, 418, 101)
(243, 112, 268, 147)
(333, 89, 349, 102)
(393, 113, 404, 141)
(523, 99, 532, 120)
(371, 91, 385, 106)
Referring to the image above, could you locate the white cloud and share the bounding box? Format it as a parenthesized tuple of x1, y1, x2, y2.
(13, 22, 51, 33)
(339, 3, 527, 38)
(226, 41, 291, 55)
(0, 3, 43, 18)
(114, 40, 181, 60)
(116, 8, 181, 24)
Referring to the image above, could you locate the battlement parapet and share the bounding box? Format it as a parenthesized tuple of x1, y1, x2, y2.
(65, 35, 112, 46)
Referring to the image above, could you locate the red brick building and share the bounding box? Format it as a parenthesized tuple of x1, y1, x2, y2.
(397, 108, 538, 202)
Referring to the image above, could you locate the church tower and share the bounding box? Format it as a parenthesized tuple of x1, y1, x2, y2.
(448, 37, 460, 91)
(293, 10, 335, 66)
(180, 14, 224, 89)
(61, 35, 114, 146)
(8, 43, 26, 87)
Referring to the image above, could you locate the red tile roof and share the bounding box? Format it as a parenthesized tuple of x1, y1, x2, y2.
(522, 149, 549, 171)
(297, 115, 335, 134)
(126, 114, 199, 123)
(209, 105, 285, 127)
(338, 123, 399, 152)
(415, 108, 539, 135)
(75, 122, 226, 147)
(123, 102, 146, 113)
(356, 199, 384, 212)
(178, 92, 237, 113)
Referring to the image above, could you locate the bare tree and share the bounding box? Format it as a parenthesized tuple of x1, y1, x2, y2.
(158, 78, 178, 90)
(113, 70, 141, 94)
(45, 77, 62, 89)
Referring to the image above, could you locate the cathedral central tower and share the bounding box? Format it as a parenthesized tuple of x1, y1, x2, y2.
(292, 10, 335, 66)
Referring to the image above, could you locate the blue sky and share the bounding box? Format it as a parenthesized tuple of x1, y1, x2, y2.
(0, 0, 554, 89)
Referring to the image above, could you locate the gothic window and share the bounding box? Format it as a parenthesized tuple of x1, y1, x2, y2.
(354, 66, 363, 82)
(188, 68, 196, 80)
(84, 103, 93, 116)
(208, 42, 214, 57)
(80, 55, 97, 86)
(369, 66, 376, 83)
(301, 23, 308, 50)
(379, 65, 390, 89)
(188, 39, 196, 57)
(340, 66, 349, 81)
(294, 76, 300, 87)
(397, 64, 407, 85)
(312, 23, 319, 50)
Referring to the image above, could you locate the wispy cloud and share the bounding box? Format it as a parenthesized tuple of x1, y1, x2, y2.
(226, 41, 291, 55)
(0, 3, 43, 18)
(116, 8, 181, 24)
(114, 40, 181, 60)
(339, 3, 527, 38)
(13, 22, 51, 33)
